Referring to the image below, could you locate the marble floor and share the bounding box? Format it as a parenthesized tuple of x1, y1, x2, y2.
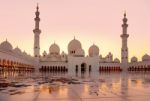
(0, 71, 150, 101)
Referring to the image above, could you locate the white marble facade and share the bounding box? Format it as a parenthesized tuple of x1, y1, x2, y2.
(0, 5, 150, 72)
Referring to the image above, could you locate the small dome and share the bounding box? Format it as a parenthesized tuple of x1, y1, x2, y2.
(61, 51, 67, 59)
(131, 56, 138, 63)
(114, 58, 120, 63)
(61, 51, 66, 55)
(23, 51, 27, 56)
(14, 46, 22, 54)
(68, 38, 82, 55)
(75, 48, 85, 57)
(88, 44, 99, 57)
(49, 43, 60, 55)
(142, 54, 150, 61)
(0, 40, 13, 51)
(43, 51, 47, 57)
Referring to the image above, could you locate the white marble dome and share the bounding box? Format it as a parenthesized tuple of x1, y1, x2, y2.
(49, 43, 60, 55)
(88, 44, 99, 57)
(23, 51, 27, 56)
(142, 54, 150, 61)
(114, 58, 120, 63)
(131, 56, 138, 63)
(61, 51, 66, 56)
(43, 51, 47, 57)
(68, 38, 82, 55)
(0, 40, 13, 51)
(61, 51, 67, 59)
(75, 48, 85, 57)
(14, 46, 22, 54)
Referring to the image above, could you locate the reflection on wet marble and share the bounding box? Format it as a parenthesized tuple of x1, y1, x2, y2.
(0, 71, 150, 101)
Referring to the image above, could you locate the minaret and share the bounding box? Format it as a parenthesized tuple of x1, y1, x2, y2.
(33, 4, 41, 58)
(121, 12, 129, 64)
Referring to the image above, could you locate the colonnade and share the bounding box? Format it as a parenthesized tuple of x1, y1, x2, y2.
(40, 66, 68, 72)
(0, 59, 34, 72)
(99, 66, 122, 72)
(128, 65, 150, 71)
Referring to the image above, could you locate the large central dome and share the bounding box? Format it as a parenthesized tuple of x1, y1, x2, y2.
(49, 43, 60, 55)
(68, 38, 82, 55)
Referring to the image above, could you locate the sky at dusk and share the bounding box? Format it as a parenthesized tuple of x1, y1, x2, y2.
(0, 0, 150, 61)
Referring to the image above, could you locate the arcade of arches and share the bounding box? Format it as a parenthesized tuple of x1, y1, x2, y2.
(99, 65, 150, 72)
(128, 65, 150, 71)
(40, 66, 68, 72)
(0, 58, 34, 71)
(99, 66, 121, 72)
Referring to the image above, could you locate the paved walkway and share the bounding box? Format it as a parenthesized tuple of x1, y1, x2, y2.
(0, 72, 150, 101)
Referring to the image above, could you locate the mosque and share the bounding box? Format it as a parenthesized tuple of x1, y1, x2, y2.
(0, 5, 150, 73)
